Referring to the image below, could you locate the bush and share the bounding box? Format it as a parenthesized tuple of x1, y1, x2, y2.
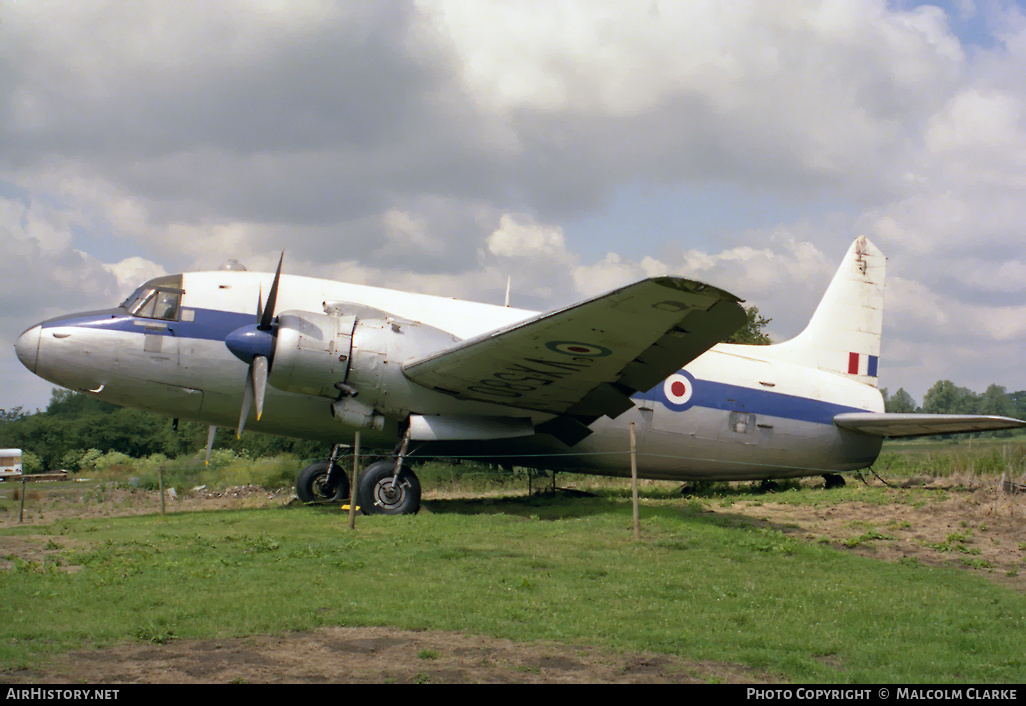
(199, 448, 250, 469)
(60, 449, 88, 472)
(133, 454, 170, 474)
(77, 448, 106, 470)
(22, 450, 43, 474)
(78, 449, 135, 472)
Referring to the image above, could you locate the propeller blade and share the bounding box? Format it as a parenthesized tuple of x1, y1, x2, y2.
(238, 367, 254, 437)
(237, 252, 282, 437)
(252, 355, 268, 421)
(205, 425, 217, 466)
(259, 252, 284, 331)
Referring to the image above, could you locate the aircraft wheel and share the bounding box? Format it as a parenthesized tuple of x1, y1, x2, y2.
(358, 460, 421, 515)
(296, 460, 350, 503)
(823, 473, 846, 489)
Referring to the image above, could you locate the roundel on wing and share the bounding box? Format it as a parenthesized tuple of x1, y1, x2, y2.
(663, 372, 694, 407)
(545, 340, 613, 357)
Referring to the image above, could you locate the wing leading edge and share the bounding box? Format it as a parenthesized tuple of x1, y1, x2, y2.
(835, 412, 1026, 438)
(403, 277, 747, 442)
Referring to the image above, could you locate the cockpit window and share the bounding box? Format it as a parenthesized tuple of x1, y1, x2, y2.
(120, 275, 184, 322)
(126, 289, 182, 321)
(131, 290, 181, 321)
(121, 287, 150, 312)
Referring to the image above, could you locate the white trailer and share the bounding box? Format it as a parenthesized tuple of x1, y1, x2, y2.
(0, 449, 23, 481)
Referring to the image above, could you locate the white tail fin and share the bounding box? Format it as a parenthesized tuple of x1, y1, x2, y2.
(767, 236, 886, 387)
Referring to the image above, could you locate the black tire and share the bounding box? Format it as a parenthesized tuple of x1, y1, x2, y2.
(357, 460, 421, 515)
(296, 460, 350, 503)
(823, 473, 846, 489)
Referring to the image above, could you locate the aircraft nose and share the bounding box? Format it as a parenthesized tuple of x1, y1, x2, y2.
(15, 325, 41, 374)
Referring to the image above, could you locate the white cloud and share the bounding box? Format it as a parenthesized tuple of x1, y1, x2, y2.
(485, 213, 570, 259)
(570, 253, 646, 299)
(103, 257, 167, 295)
(2, 0, 1026, 411)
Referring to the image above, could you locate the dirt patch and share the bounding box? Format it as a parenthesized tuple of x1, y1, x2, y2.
(2, 477, 1023, 683)
(0, 483, 293, 526)
(0, 534, 87, 573)
(3, 626, 776, 684)
(723, 478, 1026, 591)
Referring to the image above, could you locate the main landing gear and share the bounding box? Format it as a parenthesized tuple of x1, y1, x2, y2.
(358, 460, 421, 515)
(295, 433, 422, 515)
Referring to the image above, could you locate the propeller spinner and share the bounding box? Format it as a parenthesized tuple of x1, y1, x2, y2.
(225, 253, 284, 436)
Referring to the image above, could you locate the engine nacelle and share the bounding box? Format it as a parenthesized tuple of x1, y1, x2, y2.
(268, 311, 356, 398)
(266, 307, 460, 427)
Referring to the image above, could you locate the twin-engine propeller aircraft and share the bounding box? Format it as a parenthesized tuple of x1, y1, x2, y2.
(15, 236, 1026, 513)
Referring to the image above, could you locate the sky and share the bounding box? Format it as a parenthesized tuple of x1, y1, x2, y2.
(2, 0, 1025, 413)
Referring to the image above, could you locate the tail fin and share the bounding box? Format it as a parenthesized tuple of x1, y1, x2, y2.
(768, 236, 885, 387)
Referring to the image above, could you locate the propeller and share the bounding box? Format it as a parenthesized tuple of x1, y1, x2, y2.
(225, 253, 284, 436)
(205, 425, 217, 465)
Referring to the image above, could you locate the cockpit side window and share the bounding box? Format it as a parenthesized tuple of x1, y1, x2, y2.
(124, 288, 183, 321)
(152, 290, 181, 320)
(131, 291, 157, 318)
(120, 275, 184, 322)
(121, 287, 152, 312)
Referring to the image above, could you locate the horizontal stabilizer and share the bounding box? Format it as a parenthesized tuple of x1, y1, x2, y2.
(834, 412, 1026, 438)
(403, 276, 746, 418)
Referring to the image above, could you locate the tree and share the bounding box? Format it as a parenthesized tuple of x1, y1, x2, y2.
(2, 387, 328, 470)
(921, 380, 978, 415)
(885, 388, 917, 413)
(44, 388, 118, 417)
(1008, 391, 1026, 420)
(726, 305, 772, 345)
(978, 384, 1016, 417)
(975, 384, 1018, 437)
(0, 407, 27, 423)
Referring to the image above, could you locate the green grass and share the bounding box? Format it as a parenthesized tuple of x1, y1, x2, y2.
(81, 453, 313, 495)
(876, 435, 1026, 479)
(2, 489, 1023, 683)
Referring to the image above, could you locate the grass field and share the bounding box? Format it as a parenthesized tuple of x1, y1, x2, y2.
(2, 473, 1024, 683)
(875, 434, 1026, 481)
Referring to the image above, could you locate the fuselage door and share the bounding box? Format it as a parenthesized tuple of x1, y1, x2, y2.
(122, 285, 185, 369)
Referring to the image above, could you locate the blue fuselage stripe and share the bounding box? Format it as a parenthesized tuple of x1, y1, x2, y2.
(40, 308, 253, 342)
(636, 378, 869, 425)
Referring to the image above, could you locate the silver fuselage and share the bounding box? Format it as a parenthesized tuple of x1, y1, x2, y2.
(15, 270, 884, 481)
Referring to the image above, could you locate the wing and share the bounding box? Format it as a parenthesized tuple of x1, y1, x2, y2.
(834, 412, 1026, 438)
(403, 276, 746, 441)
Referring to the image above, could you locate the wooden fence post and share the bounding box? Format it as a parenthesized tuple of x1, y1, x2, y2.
(348, 432, 360, 530)
(631, 422, 640, 540)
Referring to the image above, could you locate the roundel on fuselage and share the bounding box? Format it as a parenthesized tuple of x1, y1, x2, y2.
(662, 371, 695, 409)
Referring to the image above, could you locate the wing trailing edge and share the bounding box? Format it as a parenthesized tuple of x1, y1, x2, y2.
(834, 412, 1026, 438)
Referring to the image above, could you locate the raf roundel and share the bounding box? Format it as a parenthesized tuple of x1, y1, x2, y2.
(545, 341, 613, 357)
(663, 372, 695, 407)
